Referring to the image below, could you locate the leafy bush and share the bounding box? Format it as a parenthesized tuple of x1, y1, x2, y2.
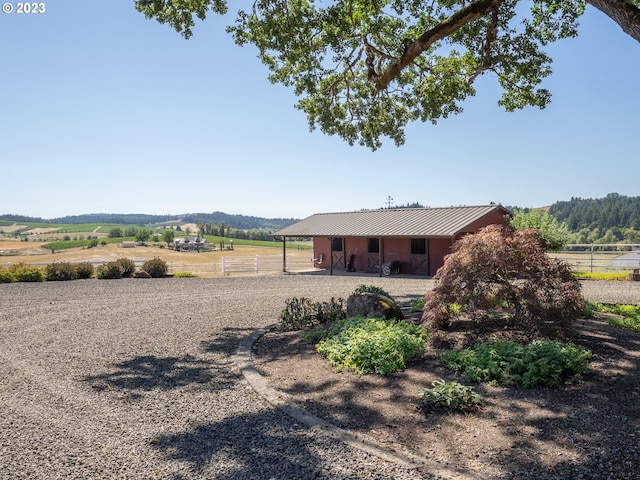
(141, 257, 168, 278)
(410, 297, 424, 312)
(45, 262, 77, 281)
(116, 258, 136, 278)
(96, 262, 123, 279)
(586, 301, 640, 331)
(0, 266, 16, 283)
(173, 271, 197, 278)
(279, 297, 346, 331)
(352, 284, 391, 298)
(421, 379, 483, 413)
(75, 262, 95, 279)
(10, 263, 45, 282)
(422, 225, 584, 339)
(438, 339, 591, 388)
(316, 316, 427, 375)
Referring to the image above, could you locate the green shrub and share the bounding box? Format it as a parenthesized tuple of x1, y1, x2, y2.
(352, 284, 391, 298)
(279, 297, 346, 331)
(421, 379, 483, 413)
(0, 266, 16, 283)
(87, 239, 99, 249)
(116, 258, 136, 278)
(410, 297, 424, 312)
(10, 263, 45, 282)
(438, 339, 591, 388)
(586, 301, 640, 331)
(173, 271, 197, 278)
(96, 262, 123, 279)
(45, 262, 77, 281)
(316, 316, 427, 375)
(141, 257, 168, 278)
(75, 262, 95, 279)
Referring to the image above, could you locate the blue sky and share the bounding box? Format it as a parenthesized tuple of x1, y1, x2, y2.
(1, 2, 638, 220)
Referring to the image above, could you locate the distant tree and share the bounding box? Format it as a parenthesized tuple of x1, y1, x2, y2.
(163, 229, 175, 246)
(509, 209, 569, 250)
(108, 228, 123, 238)
(135, 228, 151, 243)
(136, 0, 640, 149)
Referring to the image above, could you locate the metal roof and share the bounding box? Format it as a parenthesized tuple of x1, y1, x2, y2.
(274, 205, 510, 238)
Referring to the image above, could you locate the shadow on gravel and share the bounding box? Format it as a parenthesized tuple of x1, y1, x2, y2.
(204, 327, 257, 357)
(84, 354, 235, 397)
(151, 409, 329, 479)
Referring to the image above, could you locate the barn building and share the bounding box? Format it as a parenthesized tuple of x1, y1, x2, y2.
(274, 205, 511, 276)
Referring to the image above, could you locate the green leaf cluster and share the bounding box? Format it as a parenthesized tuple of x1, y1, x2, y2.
(421, 379, 483, 413)
(279, 296, 346, 331)
(438, 339, 591, 387)
(586, 301, 640, 331)
(316, 316, 427, 375)
(352, 284, 391, 298)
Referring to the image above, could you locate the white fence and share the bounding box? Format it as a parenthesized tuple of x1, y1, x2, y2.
(549, 244, 640, 273)
(220, 254, 314, 276)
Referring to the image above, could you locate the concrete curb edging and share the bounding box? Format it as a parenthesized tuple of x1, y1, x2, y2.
(235, 327, 477, 480)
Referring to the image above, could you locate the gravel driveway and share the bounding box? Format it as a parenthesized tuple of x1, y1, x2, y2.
(1, 274, 639, 479)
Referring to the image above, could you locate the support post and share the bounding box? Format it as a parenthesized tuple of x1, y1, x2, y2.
(329, 237, 334, 275)
(282, 237, 287, 273)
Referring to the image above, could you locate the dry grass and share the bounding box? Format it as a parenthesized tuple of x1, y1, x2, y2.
(0, 240, 306, 277)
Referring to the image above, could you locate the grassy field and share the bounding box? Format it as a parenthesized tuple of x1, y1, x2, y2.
(0, 220, 311, 277)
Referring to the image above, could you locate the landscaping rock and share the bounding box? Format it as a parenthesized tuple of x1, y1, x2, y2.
(346, 292, 404, 320)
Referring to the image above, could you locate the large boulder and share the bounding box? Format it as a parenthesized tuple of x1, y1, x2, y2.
(346, 293, 404, 320)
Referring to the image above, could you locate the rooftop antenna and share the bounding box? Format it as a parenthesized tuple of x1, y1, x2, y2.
(386, 195, 394, 209)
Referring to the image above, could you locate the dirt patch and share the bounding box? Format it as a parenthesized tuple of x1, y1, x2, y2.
(253, 312, 640, 478)
(0, 224, 27, 233)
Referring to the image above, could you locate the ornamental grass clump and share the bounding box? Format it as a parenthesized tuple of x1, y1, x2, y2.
(316, 316, 427, 375)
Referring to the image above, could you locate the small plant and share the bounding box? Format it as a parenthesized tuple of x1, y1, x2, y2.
(300, 328, 330, 344)
(316, 316, 427, 375)
(279, 297, 345, 331)
(75, 262, 95, 279)
(9, 263, 45, 282)
(410, 297, 424, 312)
(45, 261, 77, 281)
(0, 266, 16, 283)
(142, 257, 168, 278)
(421, 379, 483, 413)
(173, 271, 197, 278)
(586, 301, 640, 331)
(438, 339, 591, 388)
(96, 262, 123, 279)
(352, 284, 391, 298)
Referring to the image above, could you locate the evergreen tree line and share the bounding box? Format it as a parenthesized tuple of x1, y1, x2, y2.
(548, 193, 640, 244)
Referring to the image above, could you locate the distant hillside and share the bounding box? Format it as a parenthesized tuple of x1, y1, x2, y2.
(548, 193, 640, 232)
(0, 212, 299, 231)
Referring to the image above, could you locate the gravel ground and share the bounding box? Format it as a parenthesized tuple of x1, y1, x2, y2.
(1, 274, 639, 480)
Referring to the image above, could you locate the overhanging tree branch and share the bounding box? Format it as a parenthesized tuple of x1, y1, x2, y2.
(368, 0, 504, 91)
(587, 0, 640, 41)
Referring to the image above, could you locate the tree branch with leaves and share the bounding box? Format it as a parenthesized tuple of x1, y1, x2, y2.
(135, 0, 640, 149)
